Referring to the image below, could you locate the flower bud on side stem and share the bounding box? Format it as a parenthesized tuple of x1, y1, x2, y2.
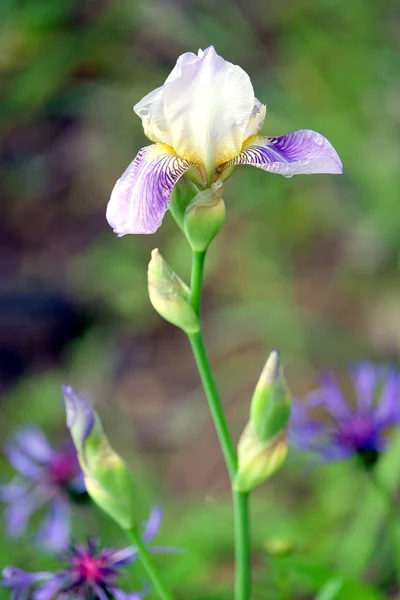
(148, 249, 200, 334)
(63, 386, 136, 530)
(234, 350, 291, 492)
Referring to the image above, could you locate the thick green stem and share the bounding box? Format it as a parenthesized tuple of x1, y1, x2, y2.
(188, 249, 252, 600)
(126, 528, 175, 600)
(190, 250, 206, 317)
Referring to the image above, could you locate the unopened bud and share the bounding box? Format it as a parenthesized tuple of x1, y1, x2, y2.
(63, 386, 136, 530)
(234, 424, 287, 492)
(169, 178, 199, 230)
(184, 183, 225, 251)
(148, 249, 199, 334)
(250, 350, 291, 443)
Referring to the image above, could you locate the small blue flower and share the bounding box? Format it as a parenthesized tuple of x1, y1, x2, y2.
(0, 426, 86, 550)
(1, 507, 169, 600)
(289, 363, 400, 467)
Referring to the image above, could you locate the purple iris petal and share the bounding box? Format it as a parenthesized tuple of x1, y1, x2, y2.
(106, 144, 192, 236)
(289, 363, 400, 465)
(230, 129, 342, 177)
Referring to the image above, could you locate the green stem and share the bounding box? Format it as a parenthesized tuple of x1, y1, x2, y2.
(366, 468, 400, 581)
(126, 527, 175, 600)
(188, 331, 237, 477)
(188, 249, 252, 600)
(234, 491, 252, 600)
(189, 250, 206, 318)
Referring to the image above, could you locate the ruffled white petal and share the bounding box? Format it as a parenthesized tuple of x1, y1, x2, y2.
(243, 99, 266, 140)
(134, 46, 255, 174)
(106, 145, 192, 235)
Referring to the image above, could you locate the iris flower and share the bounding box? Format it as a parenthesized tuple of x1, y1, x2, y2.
(0, 426, 85, 550)
(1, 506, 167, 600)
(289, 363, 400, 467)
(107, 46, 342, 236)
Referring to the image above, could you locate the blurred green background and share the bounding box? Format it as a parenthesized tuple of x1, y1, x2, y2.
(1, 0, 400, 598)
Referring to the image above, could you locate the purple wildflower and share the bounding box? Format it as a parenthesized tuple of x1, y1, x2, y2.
(289, 363, 400, 467)
(0, 426, 86, 550)
(1, 506, 168, 600)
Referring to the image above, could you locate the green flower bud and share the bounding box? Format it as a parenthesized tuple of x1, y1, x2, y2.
(169, 178, 199, 230)
(184, 182, 226, 251)
(250, 349, 291, 442)
(148, 249, 199, 334)
(234, 350, 292, 492)
(63, 385, 136, 530)
(234, 424, 287, 492)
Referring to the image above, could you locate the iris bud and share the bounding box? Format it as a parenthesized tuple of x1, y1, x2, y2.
(184, 182, 225, 251)
(234, 425, 287, 492)
(169, 178, 199, 230)
(148, 249, 199, 334)
(234, 350, 291, 492)
(250, 349, 291, 442)
(63, 386, 136, 530)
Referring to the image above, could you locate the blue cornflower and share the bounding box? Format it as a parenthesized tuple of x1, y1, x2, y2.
(289, 363, 400, 467)
(0, 426, 86, 550)
(1, 506, 167, 599)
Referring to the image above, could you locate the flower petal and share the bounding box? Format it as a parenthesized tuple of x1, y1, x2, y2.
(134, 46, 255, 172)
(243, 99, 266, 140)
(12, 428, 54, 465)
(374, 368, 400, 428)
(142, 505, 162, 543)
(350, 363, 377, 412)
(62, 385, 95, 448)
(36, 499, 70, 551)
(106, 145, 192, 235)
(230, 130, 342, 177)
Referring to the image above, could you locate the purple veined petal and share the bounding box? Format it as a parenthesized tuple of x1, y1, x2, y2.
(350, 363, 378, 412)
(36, 498, 71, 551)
(106, 144, 192, 236)
(374, 368, 400, 428)
(142, 505, 162, 543)
(12, 427, 54, 465)
(229, 130, 342, 177)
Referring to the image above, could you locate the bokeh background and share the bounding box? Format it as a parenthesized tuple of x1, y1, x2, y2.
(1, 0, 400, 598)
